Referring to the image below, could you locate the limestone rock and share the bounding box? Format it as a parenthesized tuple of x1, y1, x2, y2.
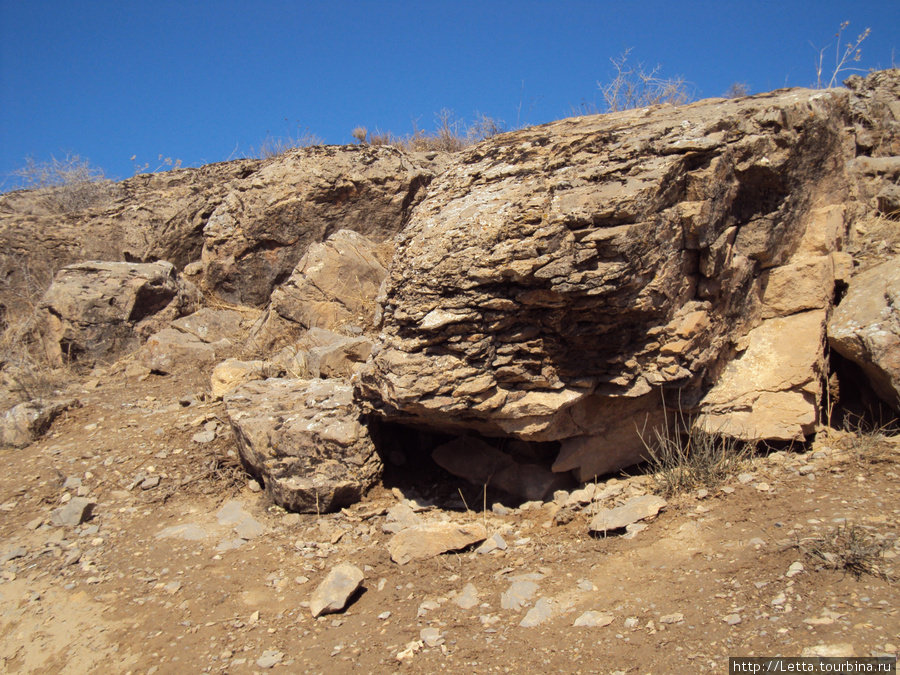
(224, 378, 381, 513)
(1, 398, 79, 448)
(137, 328, 219, 374)
(310, 563, 364, 617)
(588, 495, 667, 534)
(696, 310, 827, 440)
(387, 522, 487, 565)
(358, 84, 854, 479)
(252, 229, 390, 350)
(37, 261, 199, 367)
(50, 497, 95, 527)
(200, 147, 431, 306)
(210, 358, 284, 400)
(828, 257, 900, 411)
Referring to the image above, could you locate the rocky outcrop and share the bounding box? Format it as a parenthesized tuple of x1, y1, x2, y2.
(224, 378, 381, 513)
(198, 147, 431, 306)
(38, 261, 200, 367)
(251, 229, 390, 351)
(358, 85, 856, 480)
(828, 257, 900, 412)
(1, 147, 436, 323)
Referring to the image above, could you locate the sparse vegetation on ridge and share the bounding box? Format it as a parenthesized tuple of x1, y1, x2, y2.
(10, 154, 115, 214)
(352, 109, 506, 153)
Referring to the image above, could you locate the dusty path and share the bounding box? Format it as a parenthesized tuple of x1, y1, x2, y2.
(1, 370, 898, 674)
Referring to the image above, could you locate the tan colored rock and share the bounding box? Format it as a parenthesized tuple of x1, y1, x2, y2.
(309, 563, 364, 618)
(357, 83, 855, 479)
(37, 261, 200, 368)
(589, 495, 667, 534)
(271, 230, 388, 329)
(200, 147, 430, 306)
(137, 328, 219, 374)
(828, 256, 900, 410)
(760, 257, 833, 319)
(210, 358, 283, 400)
(696, 310, 826, 440)
(388, 522, 487, 565)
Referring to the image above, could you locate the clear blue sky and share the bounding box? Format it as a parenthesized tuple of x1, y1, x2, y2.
(1, 1, 898, 187)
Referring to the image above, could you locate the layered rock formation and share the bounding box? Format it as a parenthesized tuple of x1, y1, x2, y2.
(357, 85, 857, 479)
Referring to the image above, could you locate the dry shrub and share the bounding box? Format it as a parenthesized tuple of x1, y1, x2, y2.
(11, 154, 116, 214)
(353, 110, 506, 153)
(798, 523, 895, 581)
(582, 49, 693, 115)
(257, 128, 323, 159)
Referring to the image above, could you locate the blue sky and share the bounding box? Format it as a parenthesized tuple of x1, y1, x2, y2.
(1, 1, 898, 187)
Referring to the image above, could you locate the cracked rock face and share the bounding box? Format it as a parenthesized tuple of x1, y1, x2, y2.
(358, 85, 856, 480)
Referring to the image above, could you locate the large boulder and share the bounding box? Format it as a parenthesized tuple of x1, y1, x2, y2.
(224, 378, 382, 513)
(38, 261, 200, 367)
(828, 257, 900, 412)
(358, 85, 856, 480)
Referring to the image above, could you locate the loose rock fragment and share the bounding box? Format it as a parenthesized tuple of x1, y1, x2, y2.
(589, 495, 667, 534)
(310, 563, 364, 617)
(50, 497, 95, 527)
(573, 611, 614, 627)
(387, 522, 487, 565)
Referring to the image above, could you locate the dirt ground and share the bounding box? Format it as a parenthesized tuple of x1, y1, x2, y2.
(1, 368, 899, 675)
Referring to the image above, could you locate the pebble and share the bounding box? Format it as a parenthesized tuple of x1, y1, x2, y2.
(786, 561, 805, 577)
(454, 583, 480, 610)
(476, 533, 508, 554)
(724, 613, 742, 625)
(659, 612, 684, 624)
(140, 476, 160, 490)
(309, 563, 364, 617)
(420, 627, 445, 647)
(192, 430, 216, 444)
(501, 580, 539, 611)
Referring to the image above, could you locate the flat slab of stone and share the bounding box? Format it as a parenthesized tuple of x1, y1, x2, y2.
(310, 563, 365, 617)
(388, 522, 487, 565)
(573, 611, 615, 627)
(589, 495, 667, 534)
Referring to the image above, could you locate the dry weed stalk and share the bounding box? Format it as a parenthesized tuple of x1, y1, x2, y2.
(814, 21, 872, 89)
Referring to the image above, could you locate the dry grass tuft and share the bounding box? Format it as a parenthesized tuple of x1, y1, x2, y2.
(644, 424, 751, 497)
(798, 523, 895, 581)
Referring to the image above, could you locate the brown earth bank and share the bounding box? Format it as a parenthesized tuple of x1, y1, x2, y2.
(1, 368, 898, 674)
